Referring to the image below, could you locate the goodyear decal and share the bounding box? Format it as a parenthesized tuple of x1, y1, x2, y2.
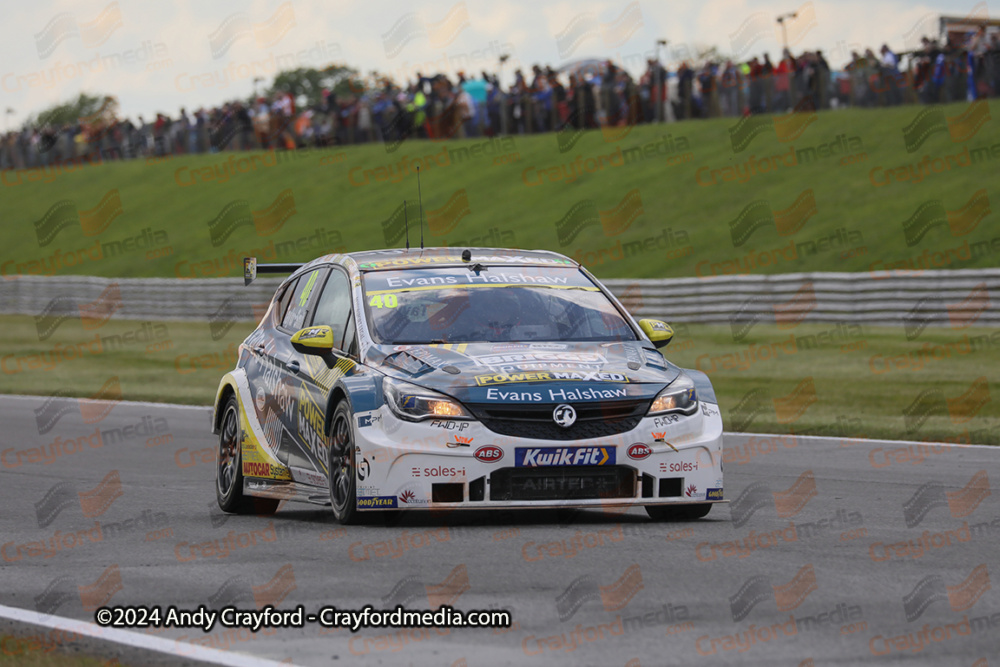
(515, 446, 615, 467)
(474, 371, 629, 386)
(358, 496, 398, 508)
(706, 488, 724, 500)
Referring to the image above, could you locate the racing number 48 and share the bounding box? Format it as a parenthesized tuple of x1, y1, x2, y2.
(369, 294, 398, 309)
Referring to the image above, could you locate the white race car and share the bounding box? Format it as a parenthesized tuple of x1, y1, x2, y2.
(212, 248, 724, 524)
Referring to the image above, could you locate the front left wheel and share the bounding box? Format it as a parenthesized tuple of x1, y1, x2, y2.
(216, 395, 279, 515)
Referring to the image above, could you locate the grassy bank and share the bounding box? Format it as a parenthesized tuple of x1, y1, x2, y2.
(2, 102, 997, 281)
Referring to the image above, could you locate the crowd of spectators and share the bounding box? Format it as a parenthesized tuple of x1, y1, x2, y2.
(3, 28, 999, 170)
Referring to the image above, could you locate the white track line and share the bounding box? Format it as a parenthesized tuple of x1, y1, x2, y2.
(0, 394, 209, 411)
(2, 395, 996, 448)
(0, 604, 299, 667)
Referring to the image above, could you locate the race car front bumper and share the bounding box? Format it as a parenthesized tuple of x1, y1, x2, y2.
(350, 400, 725, 511)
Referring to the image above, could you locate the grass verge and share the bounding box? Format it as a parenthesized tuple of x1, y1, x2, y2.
(0, 633, 127, 666)
(2, 315, 995, 444)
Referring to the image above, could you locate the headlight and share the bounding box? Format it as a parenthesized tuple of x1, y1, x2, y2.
(648, 375, 698, 416)
(383, 377, 473, 422)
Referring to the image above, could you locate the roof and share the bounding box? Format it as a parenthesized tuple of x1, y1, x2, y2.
(344, 247, 579, 271)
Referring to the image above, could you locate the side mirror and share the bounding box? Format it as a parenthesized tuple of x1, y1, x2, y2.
(638, 319, 674, 349)
(291, 325, 335, 355)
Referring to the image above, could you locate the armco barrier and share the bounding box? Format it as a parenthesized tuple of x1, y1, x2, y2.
(1, 270, 998, 327)
(0, 276, 284, 323)
(602, 269, 1000, 327)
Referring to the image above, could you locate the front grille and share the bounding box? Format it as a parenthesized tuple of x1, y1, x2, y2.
(468, 399, 650, 440)
(490, 466, 636, 501)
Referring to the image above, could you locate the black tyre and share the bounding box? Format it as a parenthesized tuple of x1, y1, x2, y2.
(645, 503, 712, 521)
(216, 395, 279, 515)
(328, 401, 361, 524)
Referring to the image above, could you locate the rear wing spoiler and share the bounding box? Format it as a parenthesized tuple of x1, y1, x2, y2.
(243, 257, 304, 285)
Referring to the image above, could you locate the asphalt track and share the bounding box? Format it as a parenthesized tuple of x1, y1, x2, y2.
(1, 395, 998, 666)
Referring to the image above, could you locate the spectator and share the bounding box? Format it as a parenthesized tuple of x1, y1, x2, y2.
(8, 29, 1000, 172)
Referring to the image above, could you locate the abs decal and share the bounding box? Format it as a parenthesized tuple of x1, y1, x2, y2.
(474, 446, 503, 462)
(627, 444, 652, 460)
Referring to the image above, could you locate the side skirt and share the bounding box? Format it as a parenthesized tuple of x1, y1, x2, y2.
(243, 478, 331, 506)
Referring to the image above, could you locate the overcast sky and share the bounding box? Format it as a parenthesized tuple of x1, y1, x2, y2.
(0, 0, 982, 127)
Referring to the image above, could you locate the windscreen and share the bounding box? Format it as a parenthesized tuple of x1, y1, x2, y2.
(362, 267, 637, 344)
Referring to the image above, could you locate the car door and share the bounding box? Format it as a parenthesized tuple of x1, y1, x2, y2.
(243, 275, 297, 458)
(293, 267, 359, 481)
(270, 267, 328, 478)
